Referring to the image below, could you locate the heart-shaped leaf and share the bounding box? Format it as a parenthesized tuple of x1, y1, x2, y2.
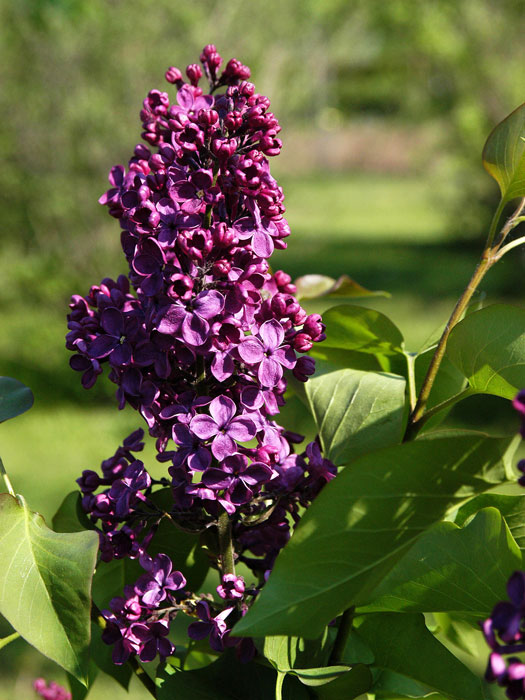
(455, 492, 525, 551)
(0, 377, 33, 423)
(321, 305, 404, 355)
(233, 432, 514, 639)
(305, 366, 406, 465)
(315, 664, 372, 699)
(294, 274, 389, 301)
(446, 304, 525, 398)
(156, 652, 310, 699)
(0, 494, 98, 682)
(359, 614, 490, 700)
(359, 508, 521, 616)
(483, 102, 525, 203)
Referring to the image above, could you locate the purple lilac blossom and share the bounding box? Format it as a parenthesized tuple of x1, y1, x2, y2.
(33, 680, 71, 700)
(68, 45, 335, 665)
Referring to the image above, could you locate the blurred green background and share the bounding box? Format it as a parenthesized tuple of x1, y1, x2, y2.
(2, 0, 525, 696)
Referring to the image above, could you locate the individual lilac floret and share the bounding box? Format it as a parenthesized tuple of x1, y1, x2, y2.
(217, 574, 245, 600)
(134, 553, 187, 606)
(190, 395, 257, 460)
(238, 319, 296, 387)
(187, 601, 233, 652)
(33, 679, 71, 700)
(482, 571, 525, 699)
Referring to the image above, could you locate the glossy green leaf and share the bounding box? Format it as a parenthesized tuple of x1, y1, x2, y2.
(342, 629, 375, 665)
(294, 274, 389, 301)
(0, 376, 33, 423)
(263, 630, 331, 672)
(233, 433, 514, 639)
(263, 632, 347, 686)
(447, 304, 525, 399)
(359, 508, 521, 615)
(314, 664, 372, 700)
(455, 492, 525, 551)
(359, 614, 489, 700)
(52, 491, 92, 534)
(321, 305, 404, 355)
(156, 652, 310, 699)
(483, 103, 525, 203)
(92, 557, 142, 610)
(288, 666, 350, 687)
(305, 366, 406, 465)
(0, 494, 98, 682)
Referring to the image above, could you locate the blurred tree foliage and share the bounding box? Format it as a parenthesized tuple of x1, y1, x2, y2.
(1, 0, 524, 300)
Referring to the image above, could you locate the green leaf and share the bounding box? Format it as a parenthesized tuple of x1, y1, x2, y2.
(263, 630, 332, 672)
(156, 652, 310, 700)
(359, 508, 521, 616)
(0, 376, 33, 423)
(342, 629, 375, 665)
(321, 305, 404, 355)
(483, 103, 525, 203)
(52, 491, 92, 533)
(447, 304, 525, 399)
(0, 494, 98, 682)
(294, 274, 389, 301)
(314, 664, 372, 700)
(288, 666, 350, 687)
(92, 557, 142, 610)
(455, 492, 525, 551)
(68, 662, 98, 700)
(233, 433, 514, 639)
(359, 613, 489, 700)
(305, 366, 406, 465)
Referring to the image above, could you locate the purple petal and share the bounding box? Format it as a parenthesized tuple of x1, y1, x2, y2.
(157, 305, 186, 335)
(209, 395, 236, 428)
(211, 432, 236, 460)
(190, 169, 213, 190)
(258, 357, 283, 388)
(182, 313, 209, 346)
(88, 334, 118, 359)
(100, 307, 124, 336)
(177, 85, 194, 110)
(172, 424, 194, 448)
(252, 229, 274, 258)
(172, 180, 197, 201)
(187, 446, 212, 472)
(190, 415, 218, 440)
(230, 480, 253, 505)
(243, 462, 273, 485)
(211, 351, 234, 381)
(194, 290, 225, 320)
(238, 337, 264, 364)
(259, 319, 284, 351)
(227, 416, 257, 443)
(110, 342, 132, 366)
(202, 468, 232, 489)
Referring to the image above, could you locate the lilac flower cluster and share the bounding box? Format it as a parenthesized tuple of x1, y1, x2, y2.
(67, 46, 335, 665)
(33, 679, 71, 700)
